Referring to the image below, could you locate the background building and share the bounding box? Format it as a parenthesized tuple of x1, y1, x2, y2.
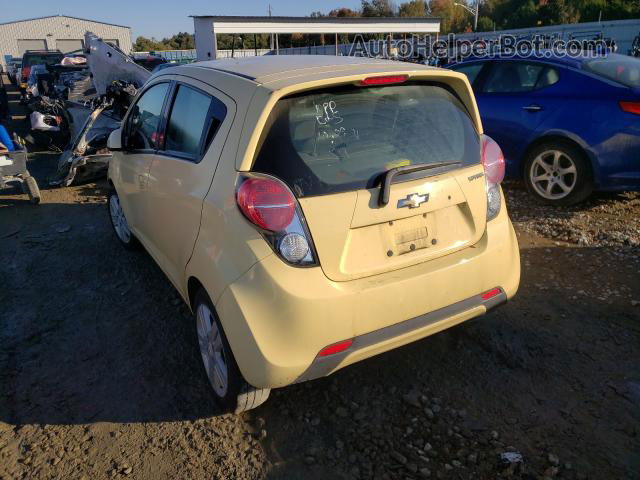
(0, 15, 131, 67)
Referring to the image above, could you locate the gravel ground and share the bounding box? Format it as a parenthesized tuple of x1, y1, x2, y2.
(505, 181, 640, 254)
(1, 146, 638, 479)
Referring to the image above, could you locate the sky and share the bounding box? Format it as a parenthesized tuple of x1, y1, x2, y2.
(5, 0, 364, 39)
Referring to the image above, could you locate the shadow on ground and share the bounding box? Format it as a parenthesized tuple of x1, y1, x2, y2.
(1, 191, 222, 425)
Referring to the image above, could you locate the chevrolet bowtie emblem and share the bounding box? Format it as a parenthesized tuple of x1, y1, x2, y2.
(397, 192, 429, 209)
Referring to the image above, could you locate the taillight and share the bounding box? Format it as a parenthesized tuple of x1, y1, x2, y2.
(236, 174, 318, 266)
(359, 75, 408, 86)
(481, 134, 505, 184)
(237, 177, 295, 231)
(620, 101, 640, 115)
(22, 66, 30, 82)
(480, 134, 505, 221)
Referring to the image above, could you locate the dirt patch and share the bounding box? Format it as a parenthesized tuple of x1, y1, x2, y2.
(505, 181, 640, 253)
(1, 158, 639, 479)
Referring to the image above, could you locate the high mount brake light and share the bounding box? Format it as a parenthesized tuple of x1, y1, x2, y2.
(480, 135, 505, 184)
(620, 101, 640, 115)
(236, 177, 295, 232)
(359, 75, 409, 86)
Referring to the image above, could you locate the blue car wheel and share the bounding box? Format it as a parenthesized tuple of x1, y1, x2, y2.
(524, 141, 593, 206)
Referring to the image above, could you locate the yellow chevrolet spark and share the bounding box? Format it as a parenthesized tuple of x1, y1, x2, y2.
(107, 56, 520, 413)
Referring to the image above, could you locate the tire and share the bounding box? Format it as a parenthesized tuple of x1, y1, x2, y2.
(523, 141, 593, 206)
(194, 289, 270, 414)
(22, 176, 41, 205)
(107, 189, 140, 250)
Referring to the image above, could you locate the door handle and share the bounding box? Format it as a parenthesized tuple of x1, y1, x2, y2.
(522, 104, 543, 112)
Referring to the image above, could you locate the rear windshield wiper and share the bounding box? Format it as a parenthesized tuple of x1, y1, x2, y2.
(378, 161, 462, 207)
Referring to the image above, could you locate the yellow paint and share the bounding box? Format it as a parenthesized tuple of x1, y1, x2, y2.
(108, 57, 520, 391)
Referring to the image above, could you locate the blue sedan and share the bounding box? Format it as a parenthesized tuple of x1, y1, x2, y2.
(449, 54, 640, 205)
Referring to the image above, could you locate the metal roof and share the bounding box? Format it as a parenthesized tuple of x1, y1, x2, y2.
(190, 15, 439, 23)
(190, 15, 440, 34)
(0, 15, 130, 29)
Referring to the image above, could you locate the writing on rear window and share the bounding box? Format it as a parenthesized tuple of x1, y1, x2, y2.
(315, 100, 360, 142)
(253, 83, 480, 197)
(315, 100, 343, 125)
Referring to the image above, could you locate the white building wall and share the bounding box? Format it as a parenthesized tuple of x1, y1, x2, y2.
(0, 15, 132, 66)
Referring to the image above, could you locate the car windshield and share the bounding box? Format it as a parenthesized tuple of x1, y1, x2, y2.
(252, 83, 480, 197)
(583, 55, 640, 88)
(24, 54, 63, 67)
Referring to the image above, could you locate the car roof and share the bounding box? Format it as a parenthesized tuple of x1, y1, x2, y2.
(175, 55, 437, 86)
(23, 50, 63, 55)
(449, 52, 621, 70)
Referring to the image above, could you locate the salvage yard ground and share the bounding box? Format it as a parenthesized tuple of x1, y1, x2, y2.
(1, 82, 639, 479)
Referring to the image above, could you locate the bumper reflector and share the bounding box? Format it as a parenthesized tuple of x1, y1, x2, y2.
(318, 339, 353, 357)
(481, 288, 502, 300)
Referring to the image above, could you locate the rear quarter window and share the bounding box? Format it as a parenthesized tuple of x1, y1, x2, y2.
(252, 83, 480, 197)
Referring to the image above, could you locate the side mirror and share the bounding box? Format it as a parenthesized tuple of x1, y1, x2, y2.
(107, 128, 123, 151)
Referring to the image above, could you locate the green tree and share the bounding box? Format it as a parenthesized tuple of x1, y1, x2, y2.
(477, 16, 494, 31)
(164, 32, 195, 50)
(361, 0, 397, 17)
(430, 0, 469, 33)
(399, 0, 428, 16)
(133, 36, 164, 52)
(133, 33, 195, 52)
(328, 7, 360, 16)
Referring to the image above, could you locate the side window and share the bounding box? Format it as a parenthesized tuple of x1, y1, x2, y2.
(126, 83, 169, 150)
(163, 84, 227, 160)
(482, 62, 547, 94)
(536, 67, 560, 89)
(452, 63, 484, 86)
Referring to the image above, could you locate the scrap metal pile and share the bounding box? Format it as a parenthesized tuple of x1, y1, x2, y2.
(25, 32, 151, 186)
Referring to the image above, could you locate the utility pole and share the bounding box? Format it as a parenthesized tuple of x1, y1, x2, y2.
(268, 4, 274, 50)
(474, 0, 479, 32)
(454, 0, 480, 31)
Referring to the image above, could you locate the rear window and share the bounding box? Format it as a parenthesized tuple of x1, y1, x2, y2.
(253, 83, 480, 197)
(583, 55, 640, 88)
(23, 54, 63, 67)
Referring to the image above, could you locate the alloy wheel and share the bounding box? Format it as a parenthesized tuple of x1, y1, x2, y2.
(529, 150, 577, 201)
(196, 303, 228, 397)
(109, 194, 131, 243)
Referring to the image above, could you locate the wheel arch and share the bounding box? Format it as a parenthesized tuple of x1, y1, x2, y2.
(521, 132, 597, 181)
(187, 276, 205, 312)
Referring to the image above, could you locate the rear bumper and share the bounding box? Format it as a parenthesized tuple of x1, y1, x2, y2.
(216, 207, 520, 389)
(296, 288, 506, 384)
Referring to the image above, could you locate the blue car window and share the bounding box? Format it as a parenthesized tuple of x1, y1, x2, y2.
(451, 63, 484, 85)
(483, 62, 547, 93)
(536, 67, 560, 89)
(584, 55, 640, 88)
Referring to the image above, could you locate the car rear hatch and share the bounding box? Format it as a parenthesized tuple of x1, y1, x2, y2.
(251, 76, 486, 282)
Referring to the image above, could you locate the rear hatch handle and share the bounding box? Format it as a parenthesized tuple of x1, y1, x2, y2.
(378, 161, 462, 207)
